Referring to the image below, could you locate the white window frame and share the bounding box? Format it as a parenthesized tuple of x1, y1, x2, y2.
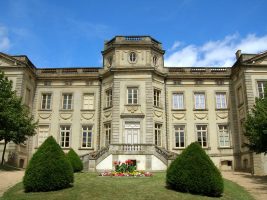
(127, 87, 138, 104)
(172, 93, 184, 109)
(154, 123, 162, 146)
(104, 123, 111, 146)
(62, 93, 73, 110)
(41, 93, 52, 110)
(196, 124, 208, 148)
(106, 89, 112, 108)
(60, 125, 71, 148)
(218, 124, 230, 147)
(174, 125, 185, 148)
(194, 92, 206, 109)
(81, 125, 93, 148)
(257, 81, 267, 99)
(82, 93, 94, 110)
(215, 92, 227, 109)
(154, 89, 161, 107)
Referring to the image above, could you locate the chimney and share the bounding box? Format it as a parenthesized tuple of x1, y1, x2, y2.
(235, 50, 241, 60)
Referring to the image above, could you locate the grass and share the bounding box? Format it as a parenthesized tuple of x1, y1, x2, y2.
(1, 172, 254, 200)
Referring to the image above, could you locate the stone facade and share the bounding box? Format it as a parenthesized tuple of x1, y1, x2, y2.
(0, 36, 267, 174)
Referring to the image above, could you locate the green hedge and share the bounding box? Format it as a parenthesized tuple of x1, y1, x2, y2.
(23, 136, 74, 192)
(66, 148, 83, 172)
(166, 142, 224, 197)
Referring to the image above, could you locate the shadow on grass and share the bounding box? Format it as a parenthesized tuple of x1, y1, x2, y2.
(0, 164, 22, 171)
(164, 184, 222, 198)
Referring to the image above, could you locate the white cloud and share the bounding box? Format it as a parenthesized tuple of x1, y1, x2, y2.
(165, 33, 267, 67)
(168, 41, 182, 51)
(0, 25, 10, 51)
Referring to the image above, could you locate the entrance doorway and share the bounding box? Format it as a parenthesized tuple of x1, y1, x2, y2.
(125, 122, 140, 144)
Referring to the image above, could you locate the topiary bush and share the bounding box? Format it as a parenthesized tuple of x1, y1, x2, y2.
(166, 142, 224, 197)
(23, 136, 74, 192)
(66, 148, 83, 172)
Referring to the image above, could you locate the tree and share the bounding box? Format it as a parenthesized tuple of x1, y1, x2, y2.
(166, 142, 223, 197)
(244, 87, 267, 153)
(0, 70, 37, 165)
(66, 148, 83, 172)
(23, 136, 74, 192)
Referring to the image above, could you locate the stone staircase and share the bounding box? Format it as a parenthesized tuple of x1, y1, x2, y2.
(80, 144, 177, 172)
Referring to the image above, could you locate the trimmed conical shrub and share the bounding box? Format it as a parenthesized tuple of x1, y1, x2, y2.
(166, 142, 223, 197)
(66, 148, 83, 172)
(23, 136, 74, 192)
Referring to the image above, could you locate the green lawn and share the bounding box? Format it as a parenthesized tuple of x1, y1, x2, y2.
(1, 172, 254, 200)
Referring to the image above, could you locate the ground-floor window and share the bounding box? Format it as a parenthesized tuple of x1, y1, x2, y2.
(155, 123, 162, 146)
(60, 125, 71, 147)
(218, 124, 230, 147)
(196, 125, 208, 148)
(174, 125, 185, 148)
(104, 123, 111, 146)
(81, 125, 93, 148)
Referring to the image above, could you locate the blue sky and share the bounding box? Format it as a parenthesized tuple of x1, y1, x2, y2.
(0, 0, 267, 68)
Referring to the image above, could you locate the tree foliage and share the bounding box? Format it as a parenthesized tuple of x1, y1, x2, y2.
(23, 136, 74, 192)
(166, 142, 224, 197)
(66, 148, 83, 172)
(0, 70, 37, 165)
(244, 87, 267, 153)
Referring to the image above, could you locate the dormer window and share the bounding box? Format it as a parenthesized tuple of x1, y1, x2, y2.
(129, 52, 137, 63)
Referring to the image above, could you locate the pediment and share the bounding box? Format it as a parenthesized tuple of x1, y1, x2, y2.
(0, 53, 24, 67)
(245, 51, 267, 65)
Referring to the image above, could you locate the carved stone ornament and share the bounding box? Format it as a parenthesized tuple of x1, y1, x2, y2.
(172, 113, 186, 120)
(194, 113, 208, 120)
(104, 111, 112, 118)
(154, 110, 163, 118)
(38, 113, 52, 120)
(59, 113, 72, 120)
(81, 113, 94, 120)
(126, 105, 138, 113)
(216, 112, 228, 119)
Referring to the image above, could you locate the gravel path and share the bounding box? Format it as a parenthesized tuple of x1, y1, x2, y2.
(222, 171, 267, 200)
(0, 170, 24, 197)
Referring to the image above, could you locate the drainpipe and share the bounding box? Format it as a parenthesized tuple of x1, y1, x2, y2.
(164, 78, 169, 150)
(98, 78, 102, 150)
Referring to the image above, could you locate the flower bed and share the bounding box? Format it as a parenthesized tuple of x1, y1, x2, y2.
(99, 159, 152, 177)
(99, 170, 152, 177)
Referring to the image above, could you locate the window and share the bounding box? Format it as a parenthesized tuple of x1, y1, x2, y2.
(155, 123, 162, 146)
(237, 86, 243, 105)
(129, 52, 137, 63)
(152, 55, 158, 66)
(41, 93, 52, 110)
(154, 89, 161, 107)
(62, 93, 73, 110)
(83, 94, 94, 110)
(196, 125, 208, 148)
(194, 92, 205, 109)
(216, 92, 227, 109)
(106, 89, 112, 107)
(173, 93, 184, 109)
(104, 123, 111, 146)
(60, 125, 71, 148)
(81, 126, 93, 148)
(127, 87, 138, 104)
(37, 125, 49, 147)
(174, 125, 185, 148)
(257, 81, 267, 98)
(218, 125, 230, 147)
(25, 88, 31, 106)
